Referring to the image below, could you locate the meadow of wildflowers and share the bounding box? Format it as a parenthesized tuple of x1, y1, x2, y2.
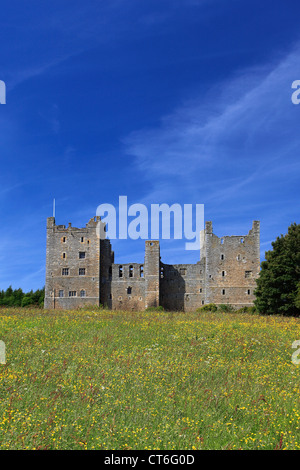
(0, 307, 299, 450)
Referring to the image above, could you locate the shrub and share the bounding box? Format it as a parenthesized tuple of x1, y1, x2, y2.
(145, 305, 165, 312)
(217, 304, 234, 313)
(196, 303, 218, 312)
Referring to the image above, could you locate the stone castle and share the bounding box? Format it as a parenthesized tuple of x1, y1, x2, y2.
(44, 216, 260, 311)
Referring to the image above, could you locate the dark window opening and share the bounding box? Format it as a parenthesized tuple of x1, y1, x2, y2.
(129, 265, 133, 277)
(127, 286, 132, 295)
(119, 266, 123, 278)
(79, 252, 86, 259)
(140, 265, 144, 278)
(79, 268, 86, 276)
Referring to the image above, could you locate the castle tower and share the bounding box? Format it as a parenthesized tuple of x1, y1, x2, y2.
(202, 220, 260, 307)
(44, 216, 102, 309)
(144, 240, 160, 308)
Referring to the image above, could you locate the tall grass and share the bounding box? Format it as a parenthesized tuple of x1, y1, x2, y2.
(0, 307, 300, 449)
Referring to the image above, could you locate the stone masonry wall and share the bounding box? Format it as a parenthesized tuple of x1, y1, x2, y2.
(45, 217, 260, 311)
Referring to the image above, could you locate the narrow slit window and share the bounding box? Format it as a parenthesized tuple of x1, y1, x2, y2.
(119, 266, 123, 278)
(140, 265, 144, 278)
(129, 265, 133, 278)
(222, 289, 226, 295)
(222, 270, 225, 277)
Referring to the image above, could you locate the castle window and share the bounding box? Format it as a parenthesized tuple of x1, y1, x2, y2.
(237, 254, 241, 261)
(129, 265, 133, 277)
(199, 288, 202, 293)
(247, 289, 251, 295)
(79, 252, 86, 259)
(221, 254, 224, 260)
(58, 290, 64, 297)
(245, 271, 252, 278)
(222, 289, 226, 295)
(69, 291, 76, 297)
(140, 265, 144, 278)
(240, 238, 244, 243)
(62, 237, 66, 243)
(119, 266, 123, 278)
(80, 237, 84, 243)
(127, 286, 132, 295)
(222, 270, 225, 277)
(220, 238, 224, 245)
(202, 300, 205, 305)
(62, 268, 69, 276)
(79, 268, 86, 276)
(80, 290, 86, 297)
(62, 252, 66, 259)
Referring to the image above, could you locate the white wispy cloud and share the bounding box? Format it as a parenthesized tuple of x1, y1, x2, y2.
(124, 42, 300, 195)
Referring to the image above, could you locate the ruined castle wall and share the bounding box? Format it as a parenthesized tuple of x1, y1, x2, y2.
(160, 261, 205, 311)
(110, 263, 145, 310)
(100, 239, 114, 308)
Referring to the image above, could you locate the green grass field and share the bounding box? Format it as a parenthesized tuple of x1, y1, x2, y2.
(0, 307, 300, 450)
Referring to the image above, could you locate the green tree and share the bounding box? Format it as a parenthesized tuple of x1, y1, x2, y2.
(254, 223, 300, 316)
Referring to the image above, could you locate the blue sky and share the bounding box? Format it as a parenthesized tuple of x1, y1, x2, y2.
(0, 0, 300, 291)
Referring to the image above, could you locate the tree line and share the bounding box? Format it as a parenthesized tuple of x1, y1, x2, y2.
(0, 286, 44, 308)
